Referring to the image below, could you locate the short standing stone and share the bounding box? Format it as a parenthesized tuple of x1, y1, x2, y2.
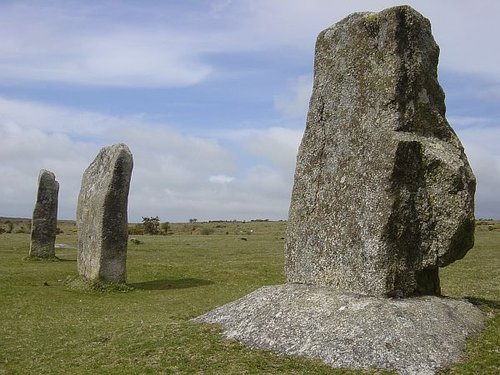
(29, 170, 59, 258)
(285, 6, 475, 297)
(77, 143, 133, 283)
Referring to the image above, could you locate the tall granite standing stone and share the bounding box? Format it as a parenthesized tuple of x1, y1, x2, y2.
(29, 169, 59, 258)
(77, 143, 133, 283)
(196, 7, 484, 374)
(285, 5, 475, 297)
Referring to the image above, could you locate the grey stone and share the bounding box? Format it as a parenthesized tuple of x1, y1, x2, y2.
(195, 284, 485, 375)
(285, 5, 475, 297)
(29, 169, 59, 258)
(195, 7, 483, 374)
(77, 143, 133, 283)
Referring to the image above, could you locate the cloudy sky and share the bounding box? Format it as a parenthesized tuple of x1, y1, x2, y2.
(1, 0, 499, 222)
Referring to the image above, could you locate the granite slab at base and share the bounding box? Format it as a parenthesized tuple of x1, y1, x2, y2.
(194, 284, 484, 375)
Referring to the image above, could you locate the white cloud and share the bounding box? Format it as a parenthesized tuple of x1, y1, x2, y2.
(274, 75, 312, 119)
(0, 2, 213, 87)
(456, 122, 500, 219)
(0, 97, 298, 221)
(421, 0, 500, 81)
(231, 127, 302, 171)
(244, 165, 291, 199)
(448, 116, 497, 129)
(231, 0, 500, 81)
(470, 84, 500, 102)
(1, 96, 499, 221)
(1, 1, 499, 87)
(209, 174, 235, 184)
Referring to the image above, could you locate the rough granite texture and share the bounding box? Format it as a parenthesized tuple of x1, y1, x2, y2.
(77, 143, 133, 283)
(285, 5, 476, 297)
(195, 7, 483, 375)
(29, 169, 59, 258)
(195, 284, 485, 375)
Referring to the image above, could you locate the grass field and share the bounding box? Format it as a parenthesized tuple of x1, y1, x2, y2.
(0, 220, 498, 374)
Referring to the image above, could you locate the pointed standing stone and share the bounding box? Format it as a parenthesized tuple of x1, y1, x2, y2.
(77, 143, 133, 283)
(29, 170, 59, 258)
(285, 5, 475, 297)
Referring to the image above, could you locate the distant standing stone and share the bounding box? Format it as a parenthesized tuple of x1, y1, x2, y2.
(77, 143, 133, 283)
(29, 170, 59, 258)
(285, 5, 476, 297)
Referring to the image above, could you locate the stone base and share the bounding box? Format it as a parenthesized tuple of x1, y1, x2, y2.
(194, 284, 484, 375)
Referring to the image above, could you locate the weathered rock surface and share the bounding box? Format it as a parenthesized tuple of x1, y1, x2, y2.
(29, 169, 59, 258)
(196, 7, 483, 374)
(77, 143, 133, 283)
(195, 284, 484, 375)
(285, 5, 475, 297)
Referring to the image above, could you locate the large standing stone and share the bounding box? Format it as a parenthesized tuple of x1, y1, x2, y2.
(195, 7, 484, 373)
(285, 5, 475, 297)
(29, 169, 59, 258)
(77, 143, 133, 283)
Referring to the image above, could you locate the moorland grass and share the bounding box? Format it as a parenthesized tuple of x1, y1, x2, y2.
(0, 220, 498, 374)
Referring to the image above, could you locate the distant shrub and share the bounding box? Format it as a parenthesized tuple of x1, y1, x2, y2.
(129, 224, 144, 235)
(56, 227, 64, 234)
(181, 224, 199, 234)
(5, 221, 13, 233)
(142, 216, 160, 235)
(161, 222, 171, 235)
(200, 228, 215, 235)
(11, 224, 31, 234)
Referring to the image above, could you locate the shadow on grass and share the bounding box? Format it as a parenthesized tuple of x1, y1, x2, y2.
(130, 278, 214, 291)
(23, 255, 64, 262)
(464, 296, 500, 310)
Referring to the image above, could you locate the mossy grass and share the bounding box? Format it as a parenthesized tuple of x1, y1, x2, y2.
(0, 220, 498, 374)
(23, 255, 62, 262)
(64, 275, 135, 293)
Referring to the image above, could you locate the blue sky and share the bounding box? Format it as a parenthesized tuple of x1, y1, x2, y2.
(0, 0, 499, 222)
